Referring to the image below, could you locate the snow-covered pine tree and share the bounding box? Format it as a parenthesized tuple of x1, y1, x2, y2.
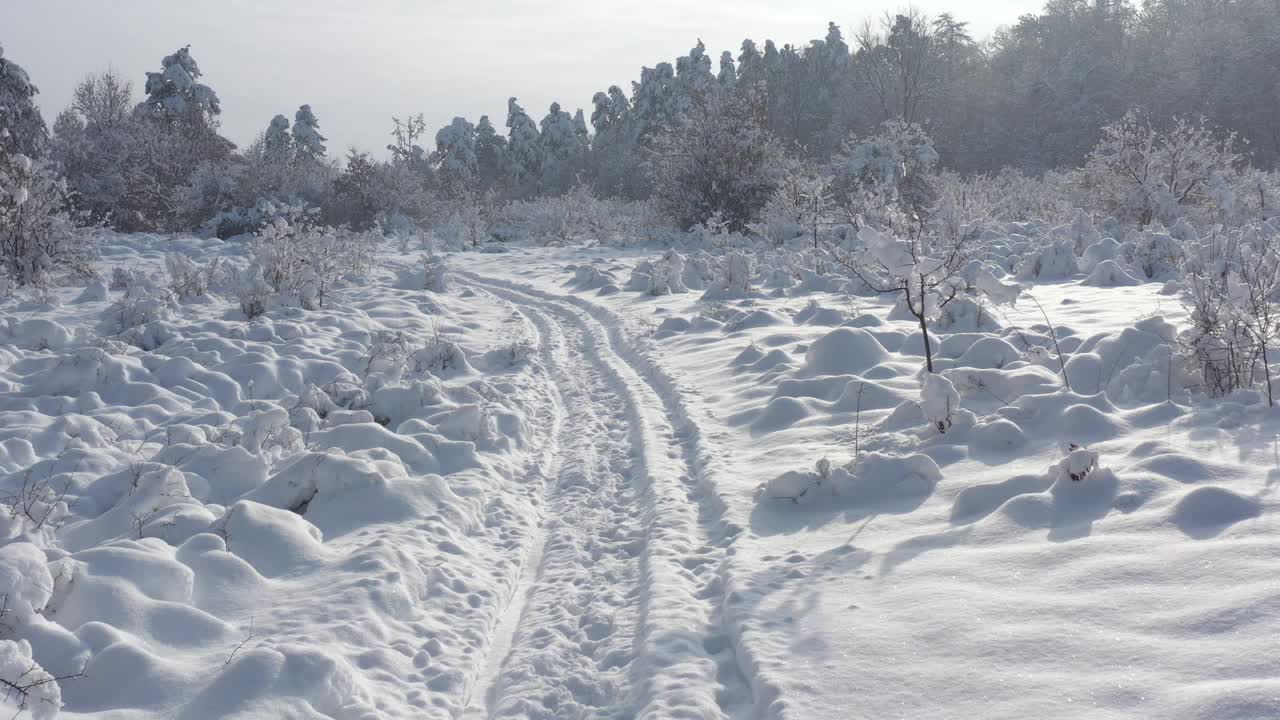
(573, 108, 590, 149)
(292, 104, 327, 161)
(262, 114, 293, 165)
(737, 39, 764, 89)
(474, 115, 508, 192)
(435, 116, 479, 198)
(539, 102, 583, 195)
(139, 46, 221, 124)
(134, 46, 234, 231)
(718, 51, 737, 88)
(506, 98, 543, 198)
(0, 44, 48, 158)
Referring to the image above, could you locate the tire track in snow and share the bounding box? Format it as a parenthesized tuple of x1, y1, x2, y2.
(459, 271, 752, 719)
(465, 286, 645, 719)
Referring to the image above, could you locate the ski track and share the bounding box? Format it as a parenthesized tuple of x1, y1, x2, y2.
(459, 269, 752, 720)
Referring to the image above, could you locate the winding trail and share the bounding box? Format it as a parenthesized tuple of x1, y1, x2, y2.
(459, 270, 751, 720)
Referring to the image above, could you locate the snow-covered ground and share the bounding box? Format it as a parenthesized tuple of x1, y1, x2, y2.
(1, 233, 1277, 719)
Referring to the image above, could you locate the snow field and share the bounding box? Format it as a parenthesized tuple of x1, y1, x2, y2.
(457, 243, 1279, 720)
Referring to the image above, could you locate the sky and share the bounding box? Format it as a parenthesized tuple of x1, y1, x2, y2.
(5, 0, 1043, 156)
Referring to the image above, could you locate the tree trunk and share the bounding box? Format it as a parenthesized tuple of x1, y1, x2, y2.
(1263, 341, 1273, 407)
(918, 280, 934, 373)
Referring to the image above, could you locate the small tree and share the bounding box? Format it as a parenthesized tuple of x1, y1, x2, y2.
(830, 119, 939, 237)
(828, 225, 977, 373)
(648, 86, 783, 232)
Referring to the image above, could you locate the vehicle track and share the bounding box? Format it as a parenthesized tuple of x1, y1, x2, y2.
(459, 271, 750, 720)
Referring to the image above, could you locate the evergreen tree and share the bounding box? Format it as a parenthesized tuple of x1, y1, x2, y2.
(474, 115, 508, 191)
(262, 114, 293, 165)
(506, 97, 542, 197)
(539, 102, 583, 195)
(292, 104, 327, 161)
(434, 116, 479, 198)
(0, 44, 48, 158)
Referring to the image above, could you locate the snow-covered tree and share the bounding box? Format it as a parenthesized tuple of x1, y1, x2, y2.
(292, 104, 327, 161)
(506, 98, 543, 197)
(718, 50, 737, 88)
(50, 69, 146, 227)
(132, 46, 235, 231)
(262, 114, 293, 165)
(434, 116, 479, 198)
(649, 87, 783, 231)
(138, 45, 222, 125)
(572, 108, 590, 148)
(0, 149, 94, 286)
(474, 115, 508, 191)
(831, 120, 939, 235)
(539, 102, 583, 195)
(737, 39, 765, 88)
(0, 44, 47, 158)
(827, 225, 984, 373)
(1082, 111, 1242, 227)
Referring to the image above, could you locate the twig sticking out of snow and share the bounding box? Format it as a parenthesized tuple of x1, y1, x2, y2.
(1028, 294, 1071, 391)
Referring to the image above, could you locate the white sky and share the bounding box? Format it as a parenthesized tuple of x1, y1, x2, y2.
(5, 0, 1042, 156)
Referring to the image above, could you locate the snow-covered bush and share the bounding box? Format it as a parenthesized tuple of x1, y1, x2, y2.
(921, 373, 960, 434)
(489, 187, 657, 246)
(423, 254, 449, 292)
(1080, 111, 1242, 228)
(1016, 238, 1077, 280)
(0, 638, 62, 720)
(0, 151, 95, 286)
(244, 220, 378, 311)
(1180, 228, 1280, 403)
(649, 88, 783, 232)
(1123, 227, 1182, 280)
(164, 253, 231, 299)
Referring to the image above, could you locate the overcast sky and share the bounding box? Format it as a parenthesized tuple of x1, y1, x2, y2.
(6, 0, 1042, 156)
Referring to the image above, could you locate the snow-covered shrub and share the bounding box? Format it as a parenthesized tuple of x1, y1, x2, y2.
(163, 253, 231, 299)
(1016, 238, 1077, 280)
(827, 225, 1011, 372)
(245, 220, 378, 310)
(629, 250, 692, 296)
(436, 193, 495, 249)
(0, 151, 95, 286)
(697, 250, 756, 300)
(1179, 230, 1280, 402)
(1080, 111, 1242, 228)
(423, 254, 449, 292)
(753, 166, 835, 247)
(0, 638, 62, 720)
(921, 373, 960, 434)
(1123, 227, 1182, 280)
(99, 280, 179, 348)
(489, 187, 655, 246)
(649, 88, 783, 232)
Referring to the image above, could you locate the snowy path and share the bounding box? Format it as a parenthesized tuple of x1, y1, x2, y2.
(459, 271, 752, 719)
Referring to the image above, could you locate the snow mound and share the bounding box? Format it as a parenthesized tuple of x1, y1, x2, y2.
(1082, 259, 1141, 287)
(1170, 486, 1261, 538)
(803, 328, 889, 376)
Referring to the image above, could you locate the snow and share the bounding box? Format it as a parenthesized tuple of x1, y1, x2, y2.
(0, 229, 1277, 720)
